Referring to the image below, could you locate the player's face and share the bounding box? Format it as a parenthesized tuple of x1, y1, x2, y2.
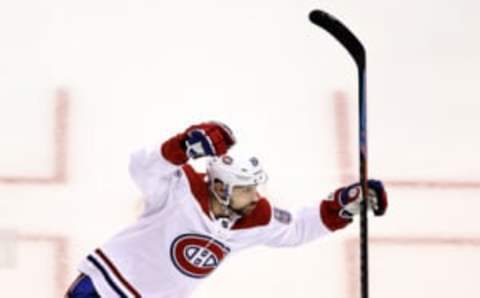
(230, 185, 259, 215)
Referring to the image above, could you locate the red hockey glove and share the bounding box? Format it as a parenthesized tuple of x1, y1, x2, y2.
(320, 180, 388, 231)
(161, 121, 236, 165)
(183, 121, 236, 158)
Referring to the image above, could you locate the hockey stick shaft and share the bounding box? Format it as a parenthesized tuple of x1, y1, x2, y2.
(358, 66, 369, 298)
(309, 10, 369, 298)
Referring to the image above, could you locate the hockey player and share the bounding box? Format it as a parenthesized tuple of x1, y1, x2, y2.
(66, 121, 387, 298)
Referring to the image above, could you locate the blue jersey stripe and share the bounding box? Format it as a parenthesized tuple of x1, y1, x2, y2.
(87, 255, 128, 298)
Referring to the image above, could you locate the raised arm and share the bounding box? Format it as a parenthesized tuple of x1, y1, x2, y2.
(129, 121, 236, 208)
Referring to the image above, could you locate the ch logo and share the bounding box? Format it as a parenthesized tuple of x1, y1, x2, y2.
(170, 233, 230, 278)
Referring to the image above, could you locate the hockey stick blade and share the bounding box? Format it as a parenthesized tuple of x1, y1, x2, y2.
(309, 10, 365, 71)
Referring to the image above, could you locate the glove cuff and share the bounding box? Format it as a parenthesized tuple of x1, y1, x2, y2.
(161, 134, 189, 165)
(320, 199, 352, 232)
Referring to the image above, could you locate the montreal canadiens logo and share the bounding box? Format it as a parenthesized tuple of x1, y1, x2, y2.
(170, 233, 230, 278)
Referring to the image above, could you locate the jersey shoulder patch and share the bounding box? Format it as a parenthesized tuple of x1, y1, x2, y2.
(272, 207, 292, 224)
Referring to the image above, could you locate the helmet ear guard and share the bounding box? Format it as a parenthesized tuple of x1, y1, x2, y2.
(210, 178, 231, 205)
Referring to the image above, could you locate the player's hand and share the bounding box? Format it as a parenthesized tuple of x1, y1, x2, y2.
(320, 180, 388, 231)
(183, 121, 236, 159)
(161, 121, 236, 165)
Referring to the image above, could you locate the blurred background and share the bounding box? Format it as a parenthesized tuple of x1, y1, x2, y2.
(1, 0, 479, 297)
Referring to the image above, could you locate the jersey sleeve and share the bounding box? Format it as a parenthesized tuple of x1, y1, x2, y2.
(128, 145, 183, 209)
(262, 204, 332, 247)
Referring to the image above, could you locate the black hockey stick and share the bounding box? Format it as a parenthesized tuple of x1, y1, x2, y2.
(308, 10, 369, 298)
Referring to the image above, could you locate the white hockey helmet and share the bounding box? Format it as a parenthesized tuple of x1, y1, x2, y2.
(207, 154, 268, 205)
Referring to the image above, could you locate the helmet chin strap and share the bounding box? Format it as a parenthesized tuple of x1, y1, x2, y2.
(210, 185, 243, 219)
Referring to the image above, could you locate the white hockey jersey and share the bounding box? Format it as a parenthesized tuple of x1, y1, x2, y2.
(78, 146, 331, 297)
